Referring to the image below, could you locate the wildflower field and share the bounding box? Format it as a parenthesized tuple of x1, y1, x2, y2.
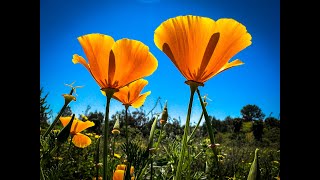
(40, 15, 280, 180)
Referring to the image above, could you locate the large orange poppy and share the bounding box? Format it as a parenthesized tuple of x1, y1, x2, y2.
(154, 15, 252, 85)
(59, 117, 95, 148)
(72, 33, 158, 90)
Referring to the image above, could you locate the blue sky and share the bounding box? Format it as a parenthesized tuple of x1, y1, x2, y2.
(40, 0, 280, 125)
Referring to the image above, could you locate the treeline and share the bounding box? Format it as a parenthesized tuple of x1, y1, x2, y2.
(41, 87, 280, 149)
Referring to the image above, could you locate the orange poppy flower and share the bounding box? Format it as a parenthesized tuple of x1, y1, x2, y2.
(72, 33, 158, 90)
(102, 79, 151, 108)
(112, 165, 134, 180)
(154, 15, 252, 85)
(115, 164, 134, 176)
(112, 170, 125, 180)
(59, 117, 95, 148)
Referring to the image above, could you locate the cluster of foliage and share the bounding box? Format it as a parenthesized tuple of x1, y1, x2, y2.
(40, 88, 280, 180)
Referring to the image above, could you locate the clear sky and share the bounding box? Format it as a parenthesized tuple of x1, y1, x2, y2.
(40, 0, 280, 125)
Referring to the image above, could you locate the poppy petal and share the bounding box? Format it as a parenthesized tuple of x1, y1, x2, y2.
(131, 91, 151, 108)
(154, 15, 217, 81)
(72, 133, 92, 148)
(203, 18, 252, 81)
(111, 39, 158, 88)
(74, 120, 95, 133)
(59, 117, 72, 127)
(112, 86, 130, 104)
(77, 34, 115, 88)
(72, 54, 90, 71)
(127, 79, 148, 103)
(116, 165, 126, 170)
(218, 59, 244, 73)
(72, 54, 105, 87)
(202, 59, 244, 80)
(113, 170, 125, 180)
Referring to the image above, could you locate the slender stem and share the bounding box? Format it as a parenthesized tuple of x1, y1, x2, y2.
(155, 124, 164, 150)
(125, 105, 129, 145)
(43, 88, 74, 138)
(196, 89, 222, 179)
(111, 135, 116, 179)
(196, 89, 215, 145)
(187, 112, 204, 143)
(96, 137, 101, 180)
(43, 103, 68, 137)
(175, 85, 197, 180)
(112, 136, 116, 160)
(103, 92, 114, 180)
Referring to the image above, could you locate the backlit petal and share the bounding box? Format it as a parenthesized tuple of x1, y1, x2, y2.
(127, 79, 148, 102)
(111, 39, 158, 88)
(113, 170, 125, 180)
(77, 34, 115, 88)
(72, 133, 92, 148)
(72, 54, 90, 71)
(202, 59, 244, 80)
(131, 91, 151, 108)
(72, 54, 104, 87)
(112, 86, 130, 104)
(202, 18, 252, 82)
(73, 120, 95, 133)
(116, 165, 126, 170)
(154, 15, 217, 81)
(59, 117, 72, 127)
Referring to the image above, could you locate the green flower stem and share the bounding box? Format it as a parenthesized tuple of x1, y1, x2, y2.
(43, 88, 74, 138)
(112, 136, 116, 161)
(43, 103, 68, 137)
(196, 89, 221, 179)
(137, 115, 159, 180)
(187, 148, 191, 180)
(102, 88, 116, 180)
(124, 105, 130, 180)
(175, 83, 197, 180)
(96, 137, 101, 180)
(125, 105, 129, 146)
(187, 111, 204, 144)
(154, 124, 164, 150)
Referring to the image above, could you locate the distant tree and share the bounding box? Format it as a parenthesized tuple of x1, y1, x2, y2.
(201, 116, 219, 136)
(132, 108, 149, 127)
(61, 106, 72, 117)
(264, 117, 280, 129)
(240, 104, 265, 121)
(165, 118, 183, 137)
(233, 117, 243, 133)
(87, 110, 104, 135)
(252, 120, 264, 141)
(211, 116, 222, 133)
(222, 116, 234, 133)
(40, 87, 52, 128)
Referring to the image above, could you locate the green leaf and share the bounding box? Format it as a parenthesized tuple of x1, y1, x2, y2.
(57, 114, 75, 143)
(247, 148, 261, 180)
